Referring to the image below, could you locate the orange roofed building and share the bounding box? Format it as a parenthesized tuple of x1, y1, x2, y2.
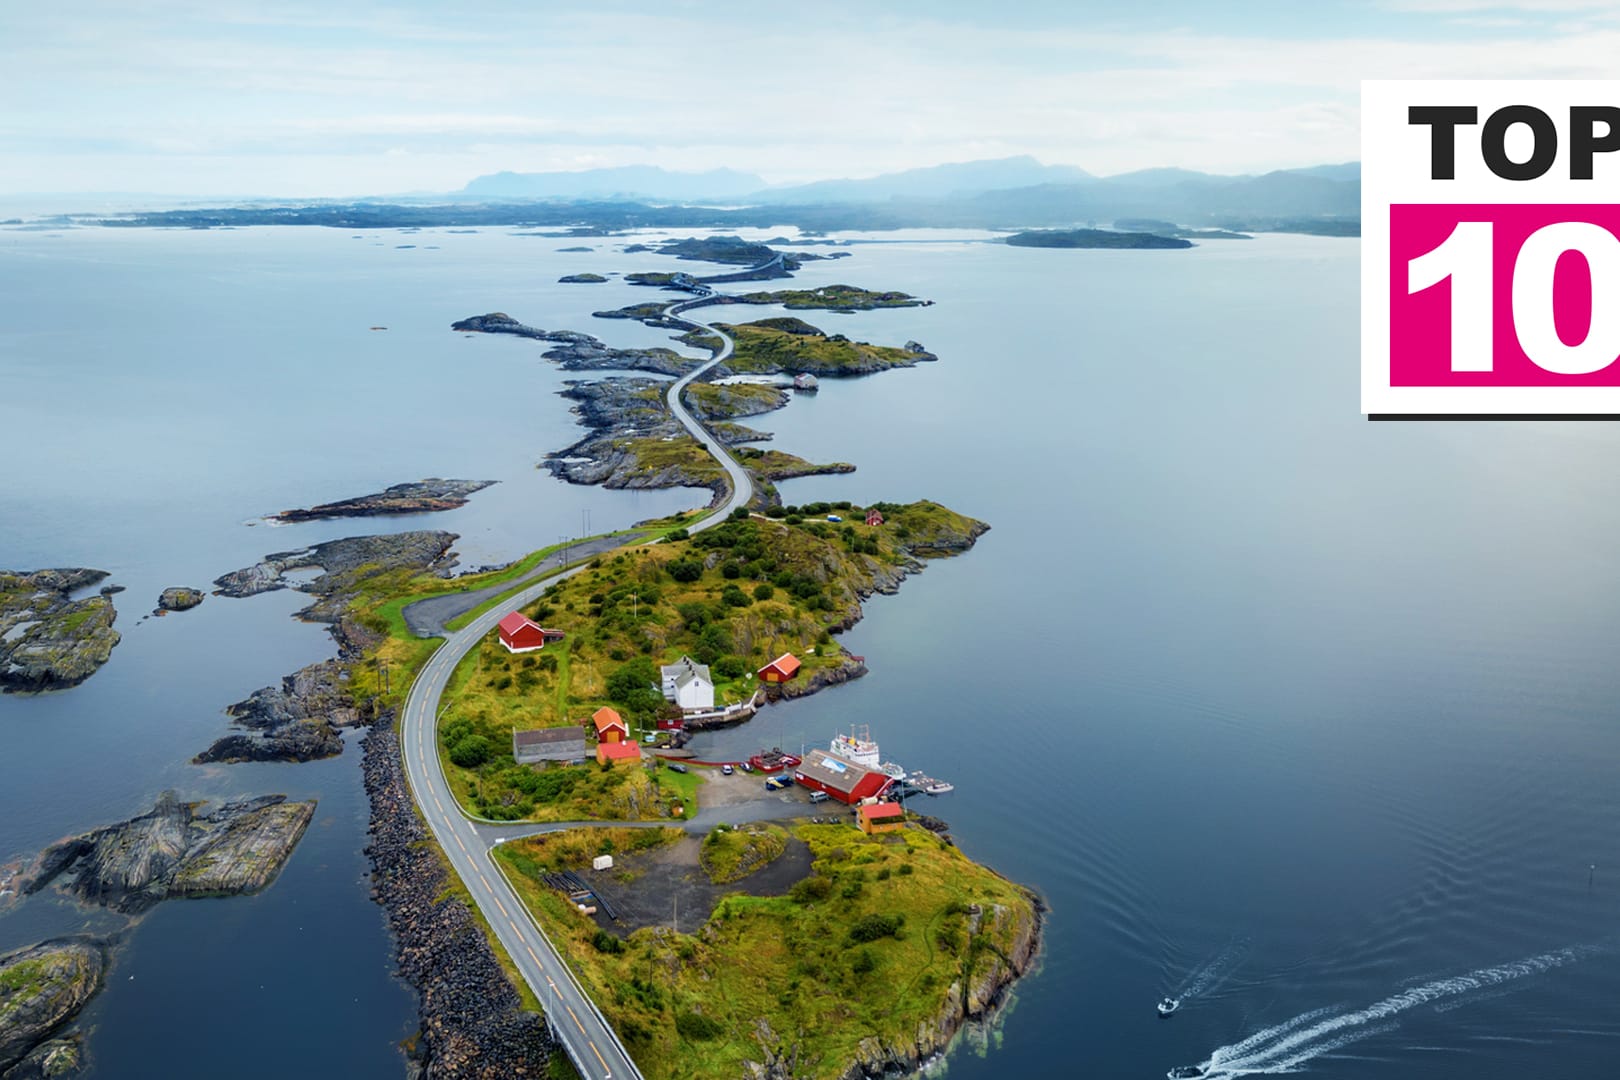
(592, 706, 630, 744)
(758, 653, 801, 684)
(596, 740, 642, 765)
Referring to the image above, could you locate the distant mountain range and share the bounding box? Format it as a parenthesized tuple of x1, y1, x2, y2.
(462, 165, 766, 201)
(454, 156, 1360, 228)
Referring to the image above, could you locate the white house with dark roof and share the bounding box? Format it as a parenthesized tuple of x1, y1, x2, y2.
(660, 655, 714, 710)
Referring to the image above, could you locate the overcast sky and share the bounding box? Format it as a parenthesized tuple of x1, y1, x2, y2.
(3, 0, 1619, 198)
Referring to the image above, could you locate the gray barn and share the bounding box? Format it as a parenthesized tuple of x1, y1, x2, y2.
(513, 726, 586, 765)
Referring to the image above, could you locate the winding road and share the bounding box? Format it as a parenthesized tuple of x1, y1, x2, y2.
(398, 291, 752, 1080)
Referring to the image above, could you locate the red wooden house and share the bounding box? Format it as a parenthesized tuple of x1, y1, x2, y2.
(758, 653, 801, 684)
(864, 509, 884, 527)
(497, 612, 564, 654)
(592, 706, 630, 744)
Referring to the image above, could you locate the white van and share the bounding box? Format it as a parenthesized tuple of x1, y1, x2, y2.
(808, 790, 829, 804)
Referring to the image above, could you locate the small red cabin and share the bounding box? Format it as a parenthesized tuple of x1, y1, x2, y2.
(758, 653, 801, 684)
(865, 509, 884, 527)
(497, 612, 563, 654)
(592, 706, 630, 744)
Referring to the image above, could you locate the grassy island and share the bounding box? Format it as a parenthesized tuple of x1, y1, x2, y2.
(1004, 227, 1193, 249)
(434, 502, 986, 822)
(718, 319, 934, 376)
(736, 284, 927, 311)
(493, 820, 1040, 1080)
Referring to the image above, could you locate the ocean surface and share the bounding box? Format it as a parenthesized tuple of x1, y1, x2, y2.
(5, 223, 1620, 1079)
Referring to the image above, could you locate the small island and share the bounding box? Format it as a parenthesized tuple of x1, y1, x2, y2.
(1005, 227, 1193, 249)
(1, 569, 121, 693)
(559, 272, 607, 283)
(0, 940, 103, 1077)
(268, 478, 496, 523)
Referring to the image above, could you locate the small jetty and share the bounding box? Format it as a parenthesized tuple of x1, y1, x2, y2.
(897, 770, 955, 796)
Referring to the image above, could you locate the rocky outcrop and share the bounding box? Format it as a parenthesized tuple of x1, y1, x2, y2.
(450, 312, 552, 338)
(0, 570, 120, 693)
(193, 719, 343, 764)
(0, 942, 102, 1075)
(546, 380, 727, 501)
(208, 532, 453, 762)
(269, 479, 495, 523)
(540, 336, 697, 376)
(20, 793, 314, 914)
(557, 273, 605, 283)
(4, 1035, 83, 1080)
(213, 531, 457, 605)
(155, 587, 204, 613)
(362, 723, 555, 1078)
(773, 658, 868, 702)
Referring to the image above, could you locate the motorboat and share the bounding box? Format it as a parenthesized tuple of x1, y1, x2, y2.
(1157, 997, 1180, 1017)
(1167, 1068, 1205, 1079)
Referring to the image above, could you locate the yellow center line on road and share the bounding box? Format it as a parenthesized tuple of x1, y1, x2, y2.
(567, 1005, 586, 1033)
(590, 1040, 611, 1075)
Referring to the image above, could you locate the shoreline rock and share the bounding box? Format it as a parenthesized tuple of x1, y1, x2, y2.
(0, 570, 120, 693)
(20, 793, 314, 915)
(155, 587, 204, 614)
(361, 722, 556, 1077)
(269, 479, 495, 524)
(0, 940, 104, 1076)
(545, 379, 727, 503)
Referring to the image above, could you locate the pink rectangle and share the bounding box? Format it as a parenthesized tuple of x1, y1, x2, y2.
(1390, 203, 1620, 386)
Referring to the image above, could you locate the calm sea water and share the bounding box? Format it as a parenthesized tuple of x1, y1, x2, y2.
(6, 224, 1620, 1078)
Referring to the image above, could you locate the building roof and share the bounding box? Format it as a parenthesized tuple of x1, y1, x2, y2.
(514, 727, 584, 748)
(661, 655, 712, 690)
(795, 748, 883, 797)
(498, 611, 536, 636)
(592, 706, 628, 733)
(597, 740, 641, 761)
(860, 802, 905, 821)
(760, 653, 801, 678)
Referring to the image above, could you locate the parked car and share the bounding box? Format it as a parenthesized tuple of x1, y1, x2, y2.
(740, 761, 752, 772)
(808, 790, 829, 804)
(721, 764, 734, 775)
(667, 763, 689, 773)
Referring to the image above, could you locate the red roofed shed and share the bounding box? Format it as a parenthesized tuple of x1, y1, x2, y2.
(758, 653, 801, 684)
(592, 706, 629, 743)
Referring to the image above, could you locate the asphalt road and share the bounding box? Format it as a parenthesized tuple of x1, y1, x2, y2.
(398, 294, 753, 1080)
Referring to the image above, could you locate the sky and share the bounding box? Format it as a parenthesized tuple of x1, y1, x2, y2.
(4, 0, 1620, 199)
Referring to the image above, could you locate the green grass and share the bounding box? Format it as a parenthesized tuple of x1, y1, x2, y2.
(682, 382, 786, 421)
(700, 823, 788, 884)
(493, 823, 1038, 1080)
(652, 763, 704, 810)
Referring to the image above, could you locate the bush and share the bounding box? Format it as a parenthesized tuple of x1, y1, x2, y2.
(764, 505, 787, 518)
(666, 559, 702, 582)
(539, 653, 558, 672)
(713, 655, 747, 679)
(721, 585, 752, 608)
(592, 929, 625, 954)
(849, 913, 904, 943)
(721, 561, 741, 580)
(851, 949, 876, 975)
(784, 514, 803, 525)
(449, 735, 493, 768)
(730, 507, 751, 521)
(752, 583, 774, 601)
(665, 527, 690, 541)
(790, 876, 834, 903)
(841, 880, 864, 899)
(675, 1011, 722, 1041)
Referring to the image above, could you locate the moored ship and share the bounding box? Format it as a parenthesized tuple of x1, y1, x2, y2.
(748, 747, 803, 773)
(828, 726, 907, 779)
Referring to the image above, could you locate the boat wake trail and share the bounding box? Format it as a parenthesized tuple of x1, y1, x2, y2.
(1176, 938, 1250, 1000)
(1172, 945, 1600, 1078)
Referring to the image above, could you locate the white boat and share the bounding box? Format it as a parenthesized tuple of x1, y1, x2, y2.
(1157, 996, 1180, 1018)
(828, 727, 904, 778)
(924, 780, 954, 795)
